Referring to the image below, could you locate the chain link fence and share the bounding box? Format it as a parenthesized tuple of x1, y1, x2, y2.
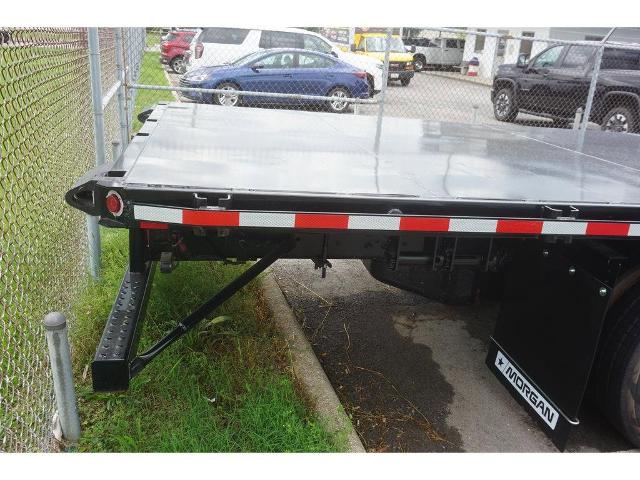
(1, 25, 640, 452)
(130, 26, 640, 134)
(1, 27, 93, 452)
(0, 27, 134, 452)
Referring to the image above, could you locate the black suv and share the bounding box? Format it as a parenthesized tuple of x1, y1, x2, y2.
(491, 44, 640, 133)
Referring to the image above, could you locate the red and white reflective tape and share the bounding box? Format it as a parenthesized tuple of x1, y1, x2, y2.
(133, 205, 640, 238)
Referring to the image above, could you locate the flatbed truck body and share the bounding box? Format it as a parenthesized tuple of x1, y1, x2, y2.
(66, 102, 640, 450)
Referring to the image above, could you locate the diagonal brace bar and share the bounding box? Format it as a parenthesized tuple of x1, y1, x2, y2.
(129, 239, 292, 378)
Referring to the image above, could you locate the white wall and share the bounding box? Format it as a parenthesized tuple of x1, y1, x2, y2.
(462, 28, 557, 80)
(460, 27, 613, 80)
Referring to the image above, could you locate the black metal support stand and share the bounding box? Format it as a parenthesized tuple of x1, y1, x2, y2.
(92, 229, 154, 391)
(92, 234, 292, 391)
(128, 239, 291, 379)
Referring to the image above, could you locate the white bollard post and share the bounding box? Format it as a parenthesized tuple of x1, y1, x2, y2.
(112, 140, 121, 162)
(43, 312, 81, 443)
(573, 107, 583, 130)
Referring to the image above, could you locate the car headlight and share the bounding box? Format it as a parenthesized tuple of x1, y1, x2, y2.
(185, 73, 208, 82)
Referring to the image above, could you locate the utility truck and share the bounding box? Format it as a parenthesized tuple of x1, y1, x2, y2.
(67, 102, 640, 450)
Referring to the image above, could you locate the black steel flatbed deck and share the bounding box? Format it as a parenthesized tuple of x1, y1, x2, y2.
(68, 102, 640, 227)
(123, 103, 640, 203)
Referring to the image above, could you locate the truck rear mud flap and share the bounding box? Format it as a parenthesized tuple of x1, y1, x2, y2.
(487, 241, 622, 449)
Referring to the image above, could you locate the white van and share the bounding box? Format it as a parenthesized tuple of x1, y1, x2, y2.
(184, 27, 384, 93)
(404, 37, 465, 71)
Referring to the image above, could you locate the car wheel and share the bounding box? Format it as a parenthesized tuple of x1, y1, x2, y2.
(493, 87, 518, 122)
(413, 57, 425, 72)
(400, 77, 411, 87)
(170, 55, 186, 74)
(327, 86, 351, 113)
(213, 82, 241, 107)
(601, 106, 638, 134)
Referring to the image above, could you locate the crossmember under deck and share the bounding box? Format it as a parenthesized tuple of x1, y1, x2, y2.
(67, 103, 640, 450)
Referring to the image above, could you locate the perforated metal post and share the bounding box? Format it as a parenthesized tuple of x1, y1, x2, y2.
(43, 312, 81, 443)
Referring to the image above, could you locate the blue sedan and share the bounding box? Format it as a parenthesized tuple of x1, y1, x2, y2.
(179, 49, 370, 113)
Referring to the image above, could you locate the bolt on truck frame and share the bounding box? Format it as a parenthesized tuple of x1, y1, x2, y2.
(66, 102, 640, 450)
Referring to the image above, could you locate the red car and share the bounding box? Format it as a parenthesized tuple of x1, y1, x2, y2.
(160, 30, 195, 74)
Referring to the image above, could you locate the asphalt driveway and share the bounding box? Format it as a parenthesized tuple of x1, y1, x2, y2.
(271, 259, 635, 452)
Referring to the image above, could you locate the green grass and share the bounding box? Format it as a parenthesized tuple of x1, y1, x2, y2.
(71, 229, 342, 452)
(132, 51, 176, 132)
(145, 29, 164, 49)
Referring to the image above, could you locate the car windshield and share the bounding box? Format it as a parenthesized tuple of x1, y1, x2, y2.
(228, 51, 266, 66)
(365, 37, 406, 53)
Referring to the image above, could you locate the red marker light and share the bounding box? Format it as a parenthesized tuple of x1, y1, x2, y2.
(105, 191, 123, 216)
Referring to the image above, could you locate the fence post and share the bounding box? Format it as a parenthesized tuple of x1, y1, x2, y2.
(86, 28, 106, 279)
(114, 28, 130, 147)
(374, 28, 393, 153)
(43, 312, 81, 443)
(580, 42, 605, 132)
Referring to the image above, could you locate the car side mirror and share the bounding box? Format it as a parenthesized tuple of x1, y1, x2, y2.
(251, 64, 264, 72)
(330, 50, 338, 58)
(410, 45, 416, 53)
(516, 53, 529, 68)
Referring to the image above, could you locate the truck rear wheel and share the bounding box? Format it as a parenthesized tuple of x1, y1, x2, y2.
(592, 283, 640, 448)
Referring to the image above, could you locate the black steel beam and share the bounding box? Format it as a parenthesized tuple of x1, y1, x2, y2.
(128, 239, 292, 378)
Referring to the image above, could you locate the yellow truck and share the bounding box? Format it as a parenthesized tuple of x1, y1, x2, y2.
(351, 30, 415, 86)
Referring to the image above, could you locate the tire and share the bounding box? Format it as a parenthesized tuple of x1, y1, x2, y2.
(170, 55, 186, 74)
(413, 56, 425, 72)
(326, 86, 351, 113)
(493, 87, 518, 122)
(600, 105, 638, 134)
(591, 283, 640, 448)
(400, 77, 411, 87)
(212, 82, 241, 107)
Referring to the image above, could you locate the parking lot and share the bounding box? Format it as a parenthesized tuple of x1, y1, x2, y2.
(166, 65, 602, 130)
